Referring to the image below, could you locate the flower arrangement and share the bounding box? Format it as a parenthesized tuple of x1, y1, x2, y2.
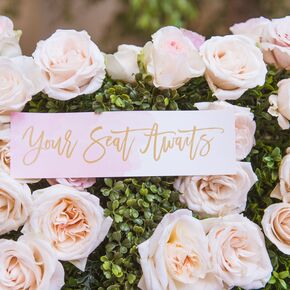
(0, 14, 289, 290)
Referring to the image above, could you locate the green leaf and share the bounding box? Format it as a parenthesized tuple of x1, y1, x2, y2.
(104, 178, 113, 187)
(112, 264, 123, 278)
(279, 271, 289, 279)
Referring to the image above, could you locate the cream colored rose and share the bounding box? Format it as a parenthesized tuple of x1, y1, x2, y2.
(268, 79, 290, 130)
(262, 203, 290, 255)
(195, 101, 256, 160)
(261, 16, 290, 70)
(174, 162, 257, 217)
(138, 209, 223, 290)
(271, 148, 290, 202)
(0, 170, 32, 235)
(230, 17, 270, 44)
(33, 29, 106, 100)
(22, 184, 112, 271)
(0, 16, 21, 57)
(200, 35, 267, 100)
(142, 26, 205, 89)
(0, 56, 45, 114)
(106, 44, 141, 83)
(202, 214, 272, 289)
(0, 235, 64, 290)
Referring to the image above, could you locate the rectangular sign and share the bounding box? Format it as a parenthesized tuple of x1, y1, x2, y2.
(10, 111, 236, 178)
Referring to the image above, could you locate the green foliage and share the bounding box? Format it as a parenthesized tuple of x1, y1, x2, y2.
(22, 67, 290, 289)
(124, 0, 198, 33)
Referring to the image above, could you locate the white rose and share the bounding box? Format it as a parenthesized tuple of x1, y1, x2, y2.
(0, 170, 32, 235)
(0, 56, 45, 114)
(268, 79, 290, 130)
(261, 16, 290, 70)
(271, 148, 290, 203)
(195, 101, 256, 160)
(33, 29, 106, 100)
(143, 26, 205, 89)
(22, 184, 113, 271)
(0, 235, 64, 290)
(138, 209, 223, 290)
(0, 16, 21, 57)
(230, 17, 270, 44)
(202, 214, 273, 289)
(261, 202, 290, 255)
(174, 162, 257, 217)
(200, 35, 267, 100)
(106, 44, 141, 83)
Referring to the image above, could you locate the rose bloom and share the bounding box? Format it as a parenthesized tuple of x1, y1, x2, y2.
(143, 26, 205, 89)
(268, 78, 290, 130)
(22, 184, 112, 271)
(33, 29, 106, 101)
(202, 214, 272, 289)
(47, 177, 96, 191)
(271, 148, 290, 202)
(138, 209, 223, 290)
(195, 101, 256, 160)
(106, 44, 141, 83)
(262, 202, 290, 255)
(180, 28, 205, 49)
(0, 235, 64, 290)
(261, 16, 290, 70)
(0, 170, 32, 235)
(0, 56, 45, 114)
(230, 16, 290, 70)
(0, 15, 21, 57)
(174, 162, 257, 217)
(230, 16, 270, 44)
(200, 35, 267, 100)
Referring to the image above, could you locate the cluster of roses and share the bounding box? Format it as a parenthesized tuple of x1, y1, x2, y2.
(0, 17, 114, 290)
(0, 13, 289, 290)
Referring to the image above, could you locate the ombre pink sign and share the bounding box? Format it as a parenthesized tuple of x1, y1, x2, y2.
(10, 111, 236, 178)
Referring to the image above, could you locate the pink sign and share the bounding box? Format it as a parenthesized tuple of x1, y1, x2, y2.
(10, 111, 236, 178)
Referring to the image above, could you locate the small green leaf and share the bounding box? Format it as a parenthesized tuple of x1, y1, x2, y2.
(112, 264, 123, 278)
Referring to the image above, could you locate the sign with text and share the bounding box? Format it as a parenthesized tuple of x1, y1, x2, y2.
(10, 111, 236, 178)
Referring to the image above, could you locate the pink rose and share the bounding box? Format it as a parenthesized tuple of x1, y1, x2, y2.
(261, 16, 290, 70)
(47, 177, 96, 190)
(230, 16, 290, 70)
(181, 28, 205, 49)
(142, 26, 205, 89)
